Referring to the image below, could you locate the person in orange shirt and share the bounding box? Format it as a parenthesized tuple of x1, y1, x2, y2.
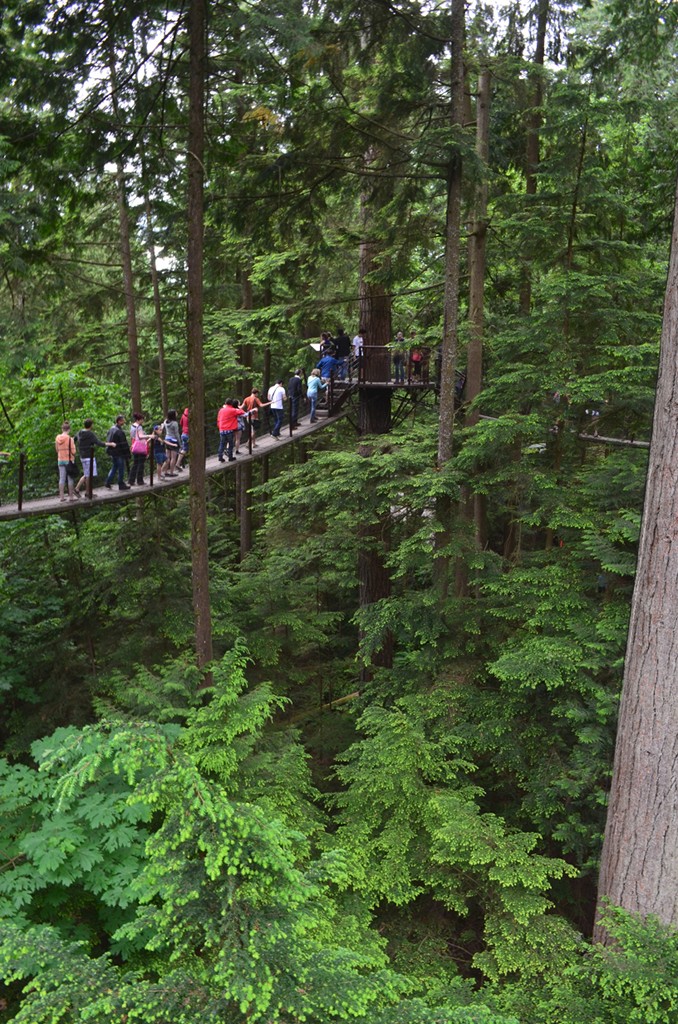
(240, 388, 270, 448)
(55, 421, 79, 502)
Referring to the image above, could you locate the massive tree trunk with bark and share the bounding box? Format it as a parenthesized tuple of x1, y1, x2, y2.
(594, 177, 678, 940)
(356, 139, 393, 670)
(186, 0, 213, 679)
(358, 146, 392, 348)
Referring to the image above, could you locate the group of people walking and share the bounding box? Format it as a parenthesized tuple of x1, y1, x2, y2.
(215, 366, 331, 460)
(55, 409, 190, 501)
(316, 325, 429, 383)
(53, 327, 432, 504)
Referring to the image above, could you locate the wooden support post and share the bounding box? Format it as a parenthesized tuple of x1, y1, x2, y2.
(18, 451, 25, 511)
(239, 460, 253, 560)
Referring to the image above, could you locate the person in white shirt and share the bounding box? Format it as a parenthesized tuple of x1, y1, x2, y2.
(352, 325, 364, 374)
(352, 328, 364, 364)
(268, 379, 287, 438)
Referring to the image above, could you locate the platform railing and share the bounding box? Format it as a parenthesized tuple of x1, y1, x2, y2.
(0, 396, 340, 509)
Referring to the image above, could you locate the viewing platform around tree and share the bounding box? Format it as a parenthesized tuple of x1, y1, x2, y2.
(333, 345, 439, 388)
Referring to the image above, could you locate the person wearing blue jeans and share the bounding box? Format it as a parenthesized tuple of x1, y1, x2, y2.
(217, 399, 243, 461)
(105, 415, 131, 490)
(218, 430, 235, 461)
(268, 380, 286, 438)
(306, 369, 327, 422)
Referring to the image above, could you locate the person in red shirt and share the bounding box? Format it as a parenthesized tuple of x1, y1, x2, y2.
(177, 407, 189, 470)
(217, 400, 246, 462)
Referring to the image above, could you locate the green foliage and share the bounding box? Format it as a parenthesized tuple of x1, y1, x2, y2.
(3, 0, 678, 1020)
(332, 690, 578, 980)
(0, 646, 520, 1023)
(498, 906, 678, 1024)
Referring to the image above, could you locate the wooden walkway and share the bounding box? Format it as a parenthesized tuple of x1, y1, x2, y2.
(0, 414, 341, 522)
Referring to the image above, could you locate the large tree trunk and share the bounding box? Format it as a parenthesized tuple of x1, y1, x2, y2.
(356, 141, 393, 670)
(186, 0, 213, 679)
(358, 147, 392, 347)
(359, 388, 391, 435)
(594, 176, 678, 940)
(358, 499, 393, 679)
(358, 238, 391, 347)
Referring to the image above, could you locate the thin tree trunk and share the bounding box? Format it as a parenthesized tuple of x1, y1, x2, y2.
(108, 45, 142, 414)
(238, 267, 253, 397)
(435, 0, 465, 598)
(594, 176, 678, 941)
(466, 69, 490, 430)
(519, 0, 548, 315)
(505, 6, 547, 560)
(186, 0, 213, 680)
(436, 0, 465, 468)
(143, 181, 169, 415)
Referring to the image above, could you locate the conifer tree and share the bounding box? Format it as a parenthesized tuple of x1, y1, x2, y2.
(595, 174, 678, 939)
(186, 0, 213, 676)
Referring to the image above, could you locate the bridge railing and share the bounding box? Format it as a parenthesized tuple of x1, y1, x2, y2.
(0, 395, 336, 509)
(353, 346, 436, 384)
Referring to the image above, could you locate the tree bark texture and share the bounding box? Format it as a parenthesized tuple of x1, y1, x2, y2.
(466, 69, 490, 430)
(436, 0, 465, 469)
(114, 160, 143, 415)
(186, 0, 213, 677)
(357, 145, 393, 667)
(459, 68, 491, 581)
(358, 146, 392, 347)
(519, 0, 548, 315)
(143, 181, 169, 416)
(358, 443, 393, 676)
(594, 176, 678, 939)
(359, 388, 391, 436)
(434, 0, 465, 600)
(108, 46, 142, 415)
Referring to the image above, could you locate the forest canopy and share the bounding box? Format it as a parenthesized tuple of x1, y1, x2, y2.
(1, 0, 678, 1021)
